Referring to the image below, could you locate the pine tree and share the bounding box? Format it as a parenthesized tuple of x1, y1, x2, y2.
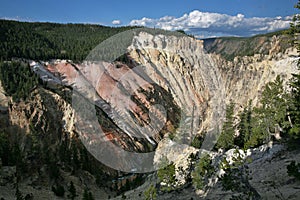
(52, 184, 65, 197)
(288, 0, 300, 140)
(157, 161, 176, 192)
(71, 143, 80, 171)
(191, 154, 214, 190)
(16, 185, 23, 200)
(68, 181, 77, 200)
(250, 76, 289, 147)
(82, 188, 94, 200)
(0, 132, 11, 166)
(144, 185, 157, 200)
(216, 102, 235, 150)
(235, 100, 253, 149)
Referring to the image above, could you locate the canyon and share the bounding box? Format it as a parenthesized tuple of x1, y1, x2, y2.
(0, 28, 299, 199)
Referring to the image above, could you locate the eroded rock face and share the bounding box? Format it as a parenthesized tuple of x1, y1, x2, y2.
(0, 82, 8, 109)
(1, 30, 298, 199)
(212, 48, 298, 108)
(30, 31, 298, 173)
(46, 32, 227, 144)
(0, 82, 9, 128)
(127, 32, 226, 142)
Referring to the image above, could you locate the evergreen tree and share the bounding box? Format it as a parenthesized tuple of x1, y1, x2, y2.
(216, 102, 235, 150)
(16, 185, 24, 200)
(220, 149, 260, 199)
(0, 20, 137, 61)
(235, 101, 253, 149)
(68, 181, 77, 200)
(287, 160, 300, 180)
(52, 184, 65, 197)
(288, 0, 300, 140)
(82, 188, 94, 200)
(80, 148, 91, 172)
(82, 188, 89, 200)
(144, 185, 157, 200)
(251, 76, 289, 147)
(0, 61, 39, 102)
(0, 132, 11, 166)
(192, 154, 214, 190)
(71, 142, 80, 171)
(157, 161, 176, 192)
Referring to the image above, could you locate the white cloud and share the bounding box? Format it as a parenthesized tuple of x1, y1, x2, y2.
(112, 20, 122, 25)
(0, 16, 32, 22)
(129, 10, 292, 38)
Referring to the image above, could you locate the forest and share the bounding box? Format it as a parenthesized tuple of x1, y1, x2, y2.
(0, 19, 137, 61)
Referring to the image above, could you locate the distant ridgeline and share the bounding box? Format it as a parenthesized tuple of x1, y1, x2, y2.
(0, 20, 137, 61)
(0, 19, 291, 62)
(203, 30, 291, 61)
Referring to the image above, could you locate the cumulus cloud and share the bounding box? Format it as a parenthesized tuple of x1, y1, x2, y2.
(112, 20, 122, 25)
(129, 10, 291, 38)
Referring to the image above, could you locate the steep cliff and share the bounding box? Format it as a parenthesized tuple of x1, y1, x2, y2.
(128, 31, 298, 111)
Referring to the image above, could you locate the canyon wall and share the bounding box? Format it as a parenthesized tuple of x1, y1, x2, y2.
(1, 29, 299, 199)
(41, 30, 299, 156)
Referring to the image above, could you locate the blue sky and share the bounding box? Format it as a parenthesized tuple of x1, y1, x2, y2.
(0, 0, 298, 37)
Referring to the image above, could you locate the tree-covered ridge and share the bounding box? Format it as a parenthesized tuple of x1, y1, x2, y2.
(0, 61, 40, 102)
(0, 20, 137, 61)
(203, 29, 292, 61)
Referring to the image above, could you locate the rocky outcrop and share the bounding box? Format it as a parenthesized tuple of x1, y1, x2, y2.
(0, 82, 9, 130)
(202, 144, 300, 200)
(0, 81, 8, 110)
(8, 88, 73, 138)
(154, 138, 198, 186)
(113, 143, 300, 200)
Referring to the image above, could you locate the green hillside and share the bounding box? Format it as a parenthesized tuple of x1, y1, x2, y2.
(0, 20, 137, 61)
(1, 19, 292, 62)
